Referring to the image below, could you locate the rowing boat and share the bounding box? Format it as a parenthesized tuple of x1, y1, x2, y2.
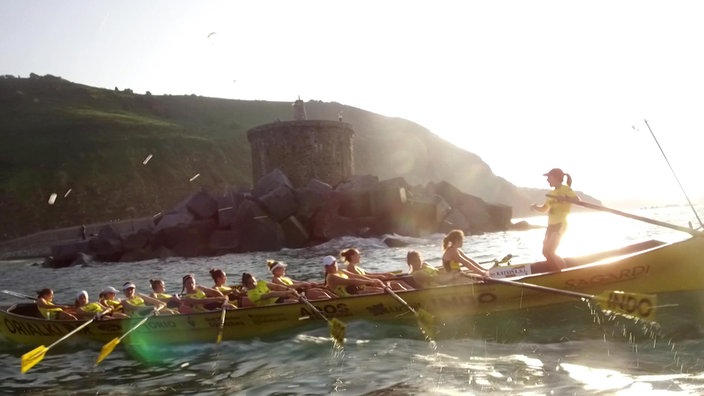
(2, 235, 703, 347)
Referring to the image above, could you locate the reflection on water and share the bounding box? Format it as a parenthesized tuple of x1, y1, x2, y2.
(0, 206, 703, 394)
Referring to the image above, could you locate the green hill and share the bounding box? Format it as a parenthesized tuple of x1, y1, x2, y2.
(0, 74, 538, 241)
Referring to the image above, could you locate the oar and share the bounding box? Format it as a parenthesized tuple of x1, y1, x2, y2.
(548, 195, 702, 236)
(462, 273, 657, 321)
(21, 309, 110, 373)
(96, 306, 163, 364)
(1, 290, 36, 301)
(299, 296, 346, 345)
(479, 254, 513, 266)
(383, 287, 435, 339)
(215, 303, 227, 344)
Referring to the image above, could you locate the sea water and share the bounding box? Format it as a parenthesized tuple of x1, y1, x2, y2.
(1, 205, 703, 394)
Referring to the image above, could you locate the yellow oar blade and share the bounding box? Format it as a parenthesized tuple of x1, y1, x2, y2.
(216, 332, 224, 344)
(329, 318, 346, 345)
(21, 345, 47, 373)
(415, 308, 436, 340)
(595, 290, 657, 321)
(96, 337, 121, 365)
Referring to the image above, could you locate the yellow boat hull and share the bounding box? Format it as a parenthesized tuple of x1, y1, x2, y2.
(2, 237, 703, 346)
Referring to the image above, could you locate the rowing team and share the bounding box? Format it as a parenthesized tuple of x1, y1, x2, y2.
(34, 230, 487, 320)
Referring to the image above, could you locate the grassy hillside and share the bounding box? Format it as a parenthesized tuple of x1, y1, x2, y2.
(0, 74, 537, 241)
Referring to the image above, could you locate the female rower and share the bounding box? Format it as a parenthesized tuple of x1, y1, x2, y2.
(441, 229, 488, 276)
(99, 286, 126, 315)
(530, 168, 579, 271)
(209, 268, 245, 306)
(323, 255, 386, 296)
(340, 248, 412, 291)
(241, 273, 299, 306)
(407, 251, 458, 288)
(121, 281, 172, 315)
(179, 274, 234, 314)
(149, 279, 181, 309)
(267, 260, 335, 300)
(72, 290, 114, 319)
(35, 288, 77, 320)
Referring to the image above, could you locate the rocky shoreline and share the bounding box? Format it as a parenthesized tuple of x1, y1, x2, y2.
(25, 170, 522, 268)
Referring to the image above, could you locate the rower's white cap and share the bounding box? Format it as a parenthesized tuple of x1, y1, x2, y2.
(76, 290, 88, 300)
(102, 286, 119, 294)
(122, 282, 136, 290)
(323, 255, 337, 266)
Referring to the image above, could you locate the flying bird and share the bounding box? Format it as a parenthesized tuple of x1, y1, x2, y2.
(207, 32, 216, 39)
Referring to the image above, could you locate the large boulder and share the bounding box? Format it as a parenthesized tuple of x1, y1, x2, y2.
(258, 185, 298, 222)
(48, 240, 91, 268)
(186, 189, 218, 220)
(252, 168, 292, 198)
(88, 225, 124, 261)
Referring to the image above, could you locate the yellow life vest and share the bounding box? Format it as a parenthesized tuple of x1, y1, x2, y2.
(183, 289, 209, 312)
(412, 263, 440, 288)
(277, 276, 294, 286)
(154, 292, 172, 300)
(330, 271, 355, 297)
(246, 280, 279, 306)
(80, 302, 105, 314)
(37, 300, 63, 320)
(102, 298, 124, 313)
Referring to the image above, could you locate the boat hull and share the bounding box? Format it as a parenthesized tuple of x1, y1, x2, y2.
(2, 236, 703, 346)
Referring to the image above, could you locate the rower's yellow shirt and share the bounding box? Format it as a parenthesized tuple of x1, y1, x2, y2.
(125, 295, 145, 306)
(101, 298, 124, 313)
(183, 288, 210, 312)
(411, 263, 440, 288)
(276, 276, 294, 286)
(443, 260, 461, 272)
(37, 300, 63, 320)
(246, 280, 279, 306)
(545, 184, 577, 225)
(80, 302, 105, 314)
(215, 285, 233, 294)
(153, 292, 173, 300)
(328, 271, 354, 297)
(349, 266, 367, 276)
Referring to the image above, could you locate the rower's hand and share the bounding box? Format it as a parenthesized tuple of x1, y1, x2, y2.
(371, 279, 385, 288)
(288, 289, 300, 298)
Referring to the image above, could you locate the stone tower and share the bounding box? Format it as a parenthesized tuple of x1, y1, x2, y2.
(247, 100, 355, 188)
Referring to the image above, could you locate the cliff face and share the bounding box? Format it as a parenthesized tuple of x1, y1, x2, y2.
(0, 75, 542, 241)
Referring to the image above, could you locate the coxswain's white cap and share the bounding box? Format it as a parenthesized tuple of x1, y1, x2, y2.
(322, 255, 337, 266)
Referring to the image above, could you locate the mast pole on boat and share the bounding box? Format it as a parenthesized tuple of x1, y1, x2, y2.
(643, 119, 704, 230)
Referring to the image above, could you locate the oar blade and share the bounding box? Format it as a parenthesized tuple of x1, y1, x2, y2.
(96, 338, 121, 365)
(329, 318, 346, 345)
(216, 331, 224, 344)
(595, 290, 658, 321)
(415, 308, 436, 340)
(21, 345, 48, 373)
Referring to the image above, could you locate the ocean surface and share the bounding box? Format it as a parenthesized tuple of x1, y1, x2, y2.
(1, 205, 703, 395)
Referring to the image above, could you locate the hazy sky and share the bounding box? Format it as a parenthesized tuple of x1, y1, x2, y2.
(2, 1, 703, 207)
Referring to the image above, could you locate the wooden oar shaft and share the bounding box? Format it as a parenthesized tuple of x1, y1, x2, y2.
(46, 317, 96, 349)
(384, 287, 417, 314)
(464, 273, 593, 300)
(118, 307, 161, 342)
(1, 290, 36, 301)
(299, 297, 331, 323)
(551, 195, 700, 236)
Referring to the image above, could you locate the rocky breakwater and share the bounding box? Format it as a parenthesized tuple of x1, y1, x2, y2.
(44, 169, 513, 267)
